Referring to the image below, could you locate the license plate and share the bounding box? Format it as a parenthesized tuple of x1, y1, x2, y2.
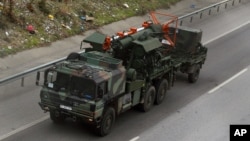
(60, 105, 72, 111)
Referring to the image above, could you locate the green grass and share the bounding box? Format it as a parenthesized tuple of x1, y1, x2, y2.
(24, 36, 40, 49)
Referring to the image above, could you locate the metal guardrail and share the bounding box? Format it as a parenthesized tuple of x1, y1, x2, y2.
(0, 0, 245, 86)
(178, 0, 242, 25)
(0, 57, 66, 86)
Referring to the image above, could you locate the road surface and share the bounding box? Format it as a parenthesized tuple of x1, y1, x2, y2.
(0, 0, 250, 141)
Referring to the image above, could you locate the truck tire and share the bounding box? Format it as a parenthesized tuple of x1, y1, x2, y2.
(155, 79, 168, 105)
(142, 86, 156, 112)
(50, 110, 65, 124)
(66, 52, 80, 60)
(96, 107, 115, 136)
(188, 65, 200, 83)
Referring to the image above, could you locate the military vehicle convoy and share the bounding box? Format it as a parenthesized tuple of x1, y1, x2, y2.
(37, 12, 207, 136)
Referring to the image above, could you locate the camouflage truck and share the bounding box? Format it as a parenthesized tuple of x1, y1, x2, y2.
(37, 12, 207, 136)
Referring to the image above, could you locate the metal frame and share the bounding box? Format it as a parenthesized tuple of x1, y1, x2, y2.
(0, 0, 245, 86)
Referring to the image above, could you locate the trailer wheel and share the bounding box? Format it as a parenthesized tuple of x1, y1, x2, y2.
(66, 52, 80, 60)
(155, 79, 168, 105)
(188, 65, 200, 83)
(50, 110, 65, 124)
(96, 107, 115, 136)
(142, 86, 156, 112)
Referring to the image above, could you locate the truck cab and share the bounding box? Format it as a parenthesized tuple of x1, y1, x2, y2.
(39, 51, 127, 136)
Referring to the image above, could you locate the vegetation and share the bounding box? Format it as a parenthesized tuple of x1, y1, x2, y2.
(0, 0, 180, 58)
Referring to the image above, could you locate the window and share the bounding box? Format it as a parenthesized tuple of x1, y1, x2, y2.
(70, 76, 96, 100)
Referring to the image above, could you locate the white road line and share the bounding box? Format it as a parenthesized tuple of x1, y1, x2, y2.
(208, 68, 248, 94)
(129, 136, 140, 141)
(204, 20, 250, 45)
(0, 115, 49, 141)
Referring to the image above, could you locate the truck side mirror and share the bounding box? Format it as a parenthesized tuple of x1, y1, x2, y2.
(36, 71, 40, 86)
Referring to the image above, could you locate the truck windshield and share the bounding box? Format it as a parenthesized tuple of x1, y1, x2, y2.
(45, 71, 96, 100)
(70, 76, 96, 100)
(46, 72, 70, 90)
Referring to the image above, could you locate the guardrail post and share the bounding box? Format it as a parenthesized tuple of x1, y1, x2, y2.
(21, 77, 24, 87)
(190, 16, 193, 23)
(36, 71, 40, 86)
(180, 20, 183, 26)
(232, 0, 235, 6)
(217, 6, 220, 12)
(200, 13, 203, 19)
(239, 0, 241, 3)
(225, 3, 228, 9)
(208, 9, 211, 15)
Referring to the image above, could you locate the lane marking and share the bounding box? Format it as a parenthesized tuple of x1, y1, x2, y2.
(208, 68, 248, 94)
(204, 20, 250, 45)
(130, 136, 140, 141)
(0, 115, 49, 141)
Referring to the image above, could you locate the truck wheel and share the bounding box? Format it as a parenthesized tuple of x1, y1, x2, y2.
(155, 79, 168, 105)
(188, 65, 200, 83)
(96, 107, 115, 136)
(50, 110, 65, 124)
(66, 52, 80, 60)
(142, 86, 156, 112)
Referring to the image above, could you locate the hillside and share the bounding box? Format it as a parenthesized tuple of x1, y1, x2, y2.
(0, 0, 180, 58)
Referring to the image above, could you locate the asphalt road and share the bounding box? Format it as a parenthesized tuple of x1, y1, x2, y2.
(0, 1, 250, 141)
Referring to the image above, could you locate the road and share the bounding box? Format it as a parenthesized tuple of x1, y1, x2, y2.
(0, 1, 250, 141)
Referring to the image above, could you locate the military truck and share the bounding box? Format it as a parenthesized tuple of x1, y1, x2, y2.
(37, 12, 207, 136)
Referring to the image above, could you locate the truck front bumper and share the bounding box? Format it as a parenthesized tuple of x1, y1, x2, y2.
(38, 102, 99, 124)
